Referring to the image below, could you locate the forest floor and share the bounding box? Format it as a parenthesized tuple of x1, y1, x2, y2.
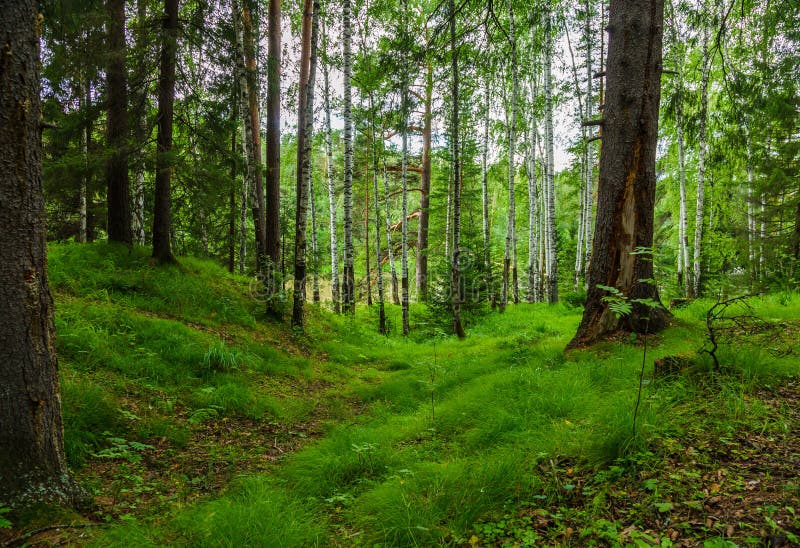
(1, 243, 799, 547)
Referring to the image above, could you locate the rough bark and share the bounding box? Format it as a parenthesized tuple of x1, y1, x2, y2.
(568, 0, 671, 349)
(502, 2, 519, 311)
(449, 0, 465, 338)
(242, 0, 267, 273)
(342, 0, 355, 314)
(106, 0, 132, 244)
(152, 0, 179, 264)
(292, 0, 316, 328)
(265, 0, 281, 299)
(0, 1, 85, 507)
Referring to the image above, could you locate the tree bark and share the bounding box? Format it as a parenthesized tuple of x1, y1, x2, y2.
(242, 0, 267, 273)
(526, 79, 541, 303)
(482, 73, 494, 307)
(383, 158, 400, 305)
(568, 0, 671, 349)
(152, 0, 179, 264)
(322, 23, 340, 312)
(692, 22, 711, 297)
(265, 0, 281, 299)
(292, 0, 316, 328)
(106, 0, 132, 244)
(0, 1, 85, 507)
(449, 0, 465, 338)
(370, 93, 386, 333)
(415, 54, 433, 303)
(131, 0, 148, 246)
(342, 0, 356, 314)
(543, 12, 558, 303)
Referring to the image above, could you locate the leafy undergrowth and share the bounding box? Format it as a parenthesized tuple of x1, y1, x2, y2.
(1, 244, 798, 547)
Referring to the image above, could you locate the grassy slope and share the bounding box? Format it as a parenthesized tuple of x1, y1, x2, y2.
(9, 243, 800, 546)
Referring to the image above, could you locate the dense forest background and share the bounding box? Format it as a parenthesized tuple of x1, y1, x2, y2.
(38, 0, 799, 328)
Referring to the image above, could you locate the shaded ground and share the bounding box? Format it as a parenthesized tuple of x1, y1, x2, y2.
(473, 378, 800, 547)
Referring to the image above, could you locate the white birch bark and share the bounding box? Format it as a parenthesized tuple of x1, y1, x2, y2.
(544, 11, 558, 303)
(321, 21, 339, 312)
(342, 0, 355, 313)
(526, 79, 540, 303)
(692, 22, 710, 297)
(482, 74, 492, 305)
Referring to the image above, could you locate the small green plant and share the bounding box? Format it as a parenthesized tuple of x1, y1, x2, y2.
(188, 405, 223, 424)
(598, 251, 665, 439)
(93, 433, 154, 463)
(202, 343, 241, 374)
(0, 505, 12, 529)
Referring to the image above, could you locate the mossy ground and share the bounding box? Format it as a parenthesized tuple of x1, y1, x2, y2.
(1, 243, 798, 547)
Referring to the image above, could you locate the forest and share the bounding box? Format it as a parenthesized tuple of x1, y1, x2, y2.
(0, 0, 798, 544)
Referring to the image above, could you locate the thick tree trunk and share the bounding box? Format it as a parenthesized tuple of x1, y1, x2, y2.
(416, 56, 433, 302)
(106, 0, 132, 244)
(449, 0, 465, 338)
(342, 0, 356, 314)
(265, 0, 281, 289)
(322, 27, 340, 312)
(292, 0, 316, 328)
(568, 0, 671, 349)
(0, 2, 85, 507)
(152, 0, 179, 264)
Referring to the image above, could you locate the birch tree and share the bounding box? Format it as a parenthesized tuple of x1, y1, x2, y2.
(342, 0, 356, 314)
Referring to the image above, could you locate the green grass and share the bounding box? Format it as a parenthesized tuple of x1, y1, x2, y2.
(45, 243, 800, 546)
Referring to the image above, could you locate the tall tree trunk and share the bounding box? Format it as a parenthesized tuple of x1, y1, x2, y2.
(481, 73, 494, 307)
(383, 158, 400, 305)
(322, 25, 340, 312)
(449, 0, 466, 338)
(568, 0, 671, 348)
(562, 11, 586, 292)
(543, 12, 558, 303)
(242, 0, 267, 273)
(365, 157, 372, 305)
(370, 94, 386, 333)
(401, 19, 410, 336)
(292, 0, 317, 328)
(307, 6, 320, 306)
(233, 0, 250, 273)
(152, 0, 179, 264)
(229, 111, 237, 273)
(342, 0, 355, 314)
(79, 77, 90, 243)
(131, 0, 148, 245)
(526, 79, 541, 303)
(416, 53, 433, 302)
(265, 0, 281, 293)
(502, 2, 519, 311)
(691, 23, 710, 297)
(106, 0, 132, 244)
(0, 1, 85, 506)
(583, 0, 596, 282)
(676, 70, 690, 297)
